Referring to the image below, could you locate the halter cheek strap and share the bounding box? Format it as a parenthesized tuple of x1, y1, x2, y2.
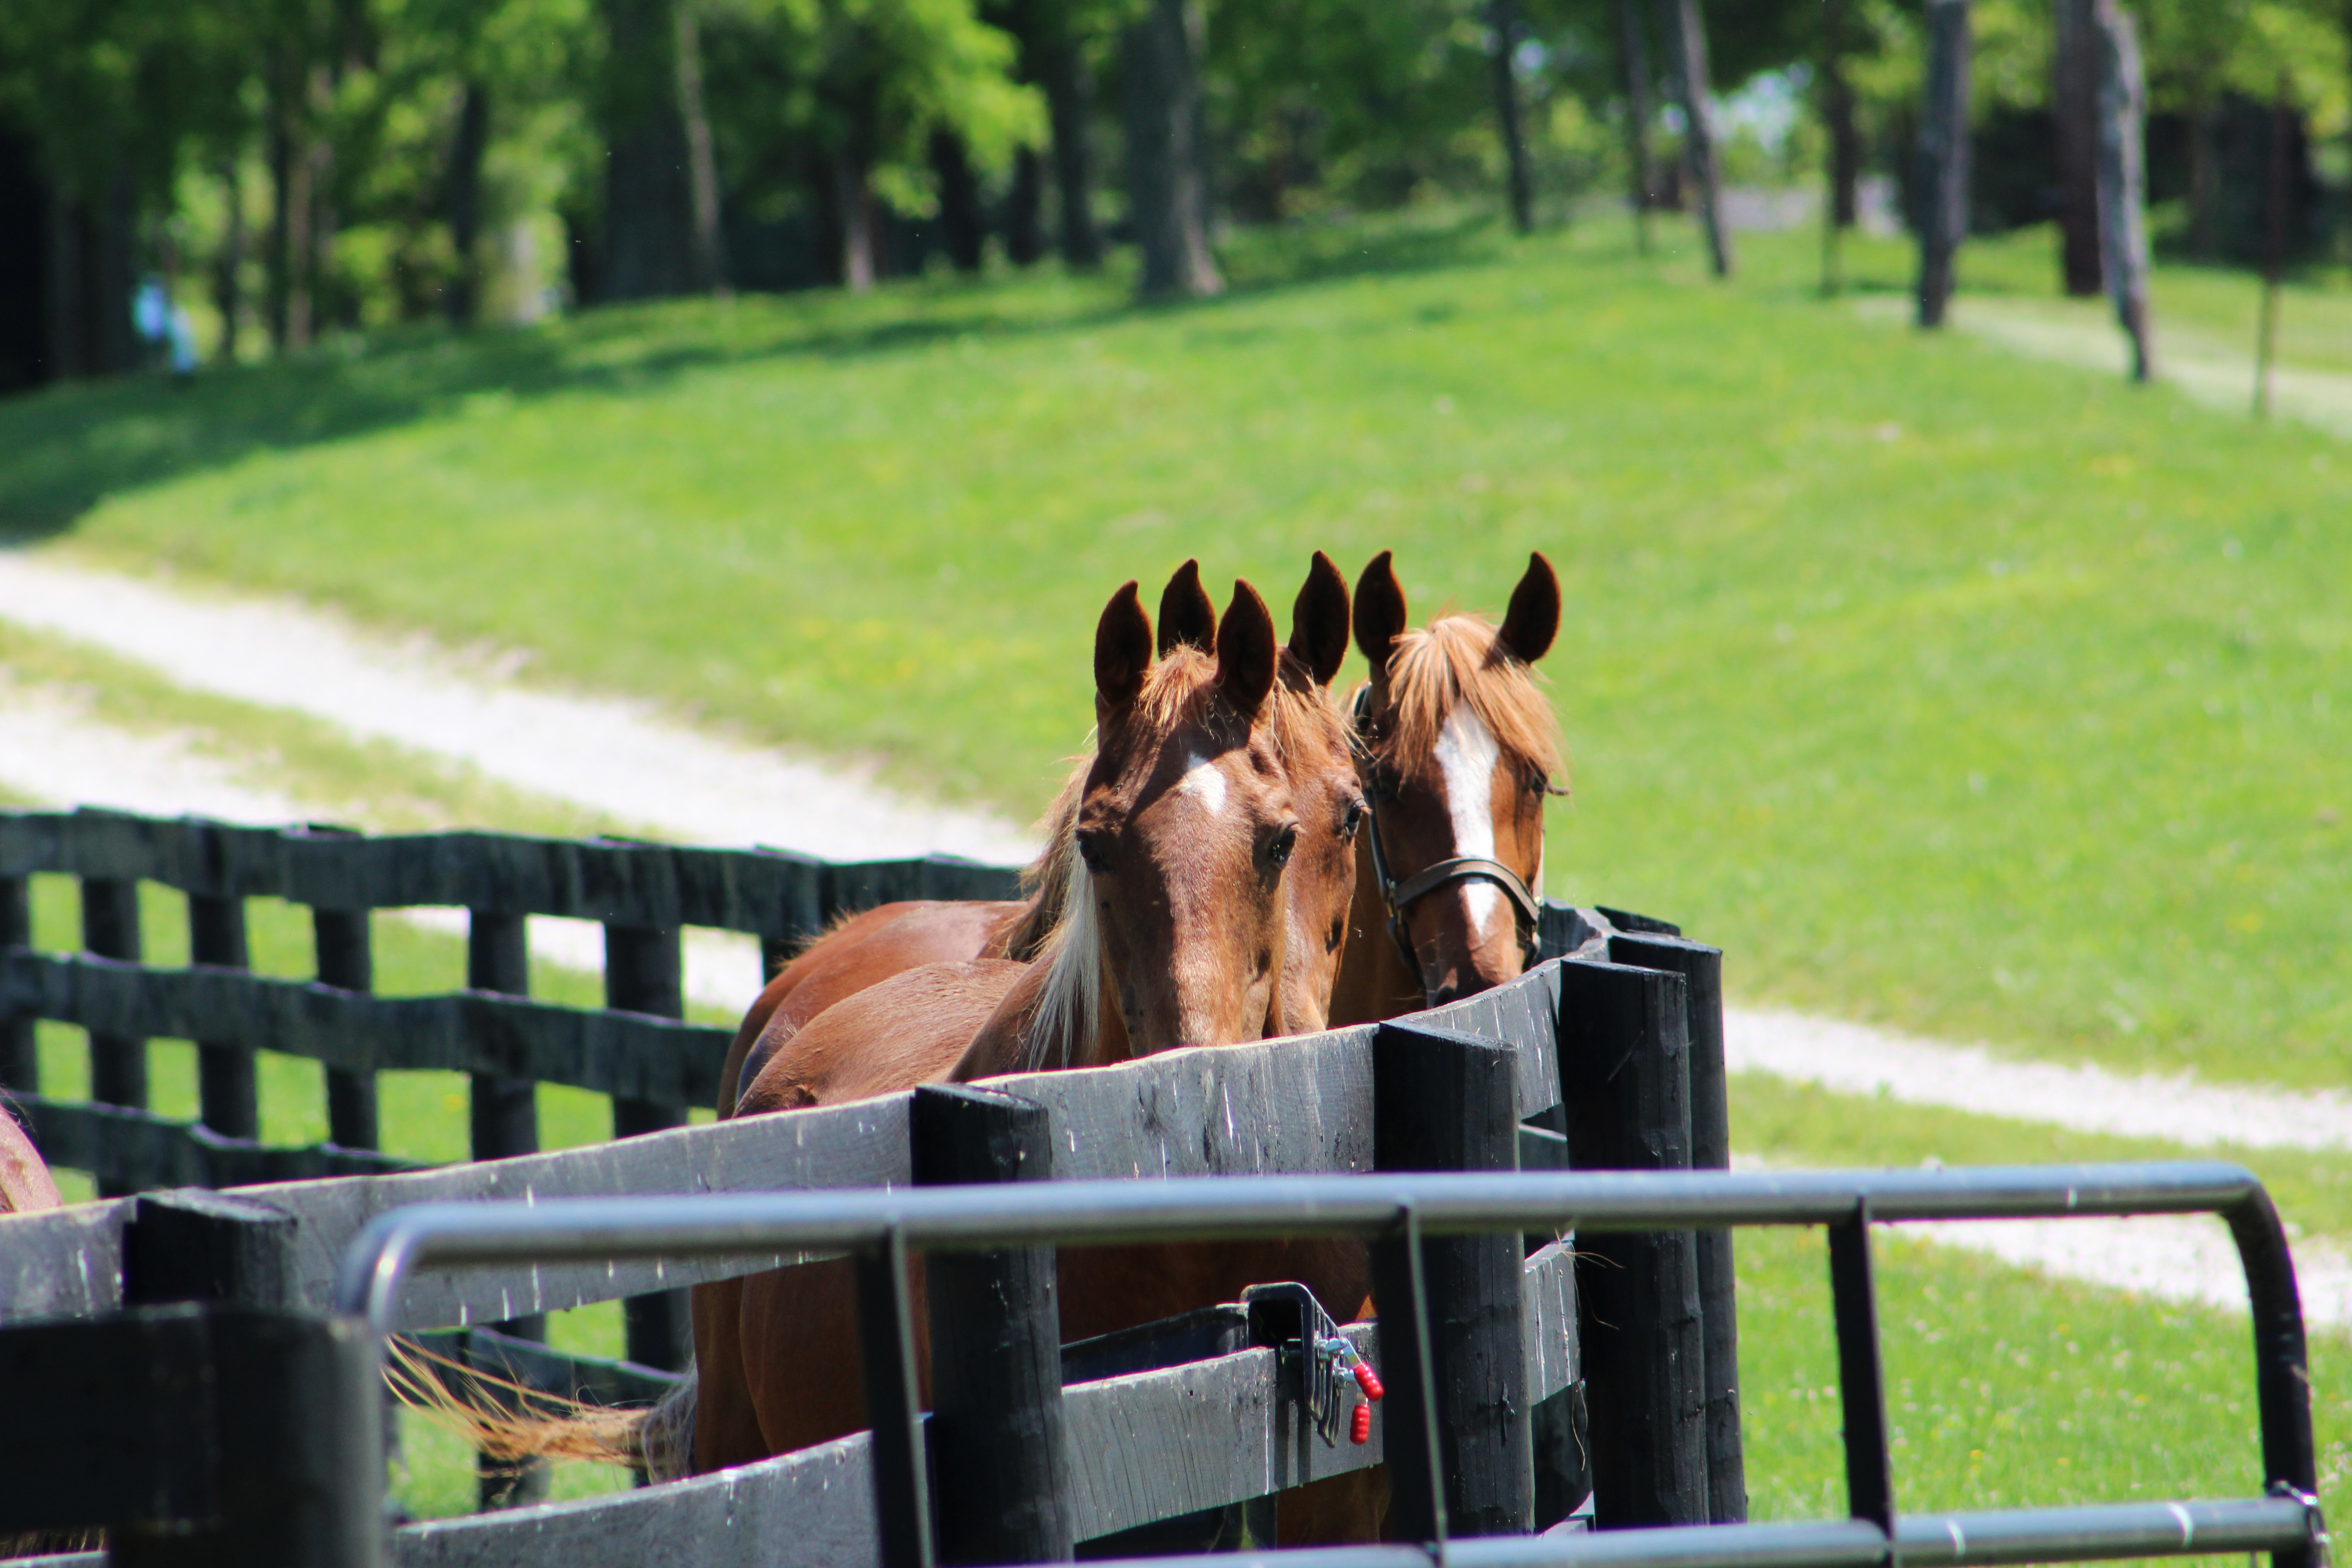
(1352, 687, 1544, 980)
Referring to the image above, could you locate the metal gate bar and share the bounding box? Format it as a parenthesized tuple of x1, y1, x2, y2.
(340, 1160, 2327, 1568)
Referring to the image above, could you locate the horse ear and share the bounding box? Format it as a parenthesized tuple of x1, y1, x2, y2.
(1216, 579, 1279, 715)
(1287, 550, 1350, 687)
(1496, 550, 1559, 665)
(1156, 559, 1216, 656)
(1095, 581, 1152, 712)
(1352, 549, 1407, 675)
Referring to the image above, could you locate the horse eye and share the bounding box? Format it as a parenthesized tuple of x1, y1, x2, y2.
(1266, 824, 1299, 869)
(1341, 799, 1367, 839)
(1528, 771, 1549, 796)
(1075, 829, 1112, 874)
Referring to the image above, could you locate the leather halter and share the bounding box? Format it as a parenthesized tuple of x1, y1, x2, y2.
(1351, 686, 1544, 980)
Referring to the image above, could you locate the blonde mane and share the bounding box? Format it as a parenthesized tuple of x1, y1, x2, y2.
(1369, 614, 1564, 789)
(1009, 647, 1352, 1071)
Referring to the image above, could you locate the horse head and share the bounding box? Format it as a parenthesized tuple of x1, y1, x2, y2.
(977, 568, 1362, 1069)
(1339, 549, 1563, 1013)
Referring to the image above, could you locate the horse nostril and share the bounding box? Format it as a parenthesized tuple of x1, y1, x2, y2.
(1428, 982, 1460, 1006)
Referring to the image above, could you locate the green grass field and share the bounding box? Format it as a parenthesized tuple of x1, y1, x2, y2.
(4, 206, 2346, 1539)
(6, 211, 2343, 1093)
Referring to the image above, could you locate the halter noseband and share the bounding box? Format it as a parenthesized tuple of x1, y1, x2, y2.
(1352, 686, 1544, 980)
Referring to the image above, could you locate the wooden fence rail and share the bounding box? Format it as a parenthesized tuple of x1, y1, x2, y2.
(0, 805, 1753, 1551)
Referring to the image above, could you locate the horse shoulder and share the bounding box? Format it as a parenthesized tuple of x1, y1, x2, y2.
(740, 959, 1027, 1112)
(946, 959, 1057, 1083)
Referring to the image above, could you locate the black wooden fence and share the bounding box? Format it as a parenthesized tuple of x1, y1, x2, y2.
(0, 806, 1770, 1558)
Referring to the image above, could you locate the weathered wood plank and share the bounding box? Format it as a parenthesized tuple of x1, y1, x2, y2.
(393, 1431, 877, 1568)
(21, 1096, 427, 1191)
(1, 960, 1576, 1333)
(0, 1095, 913, 1329)
(1524, 1240, 1578, 1399)
(0, 1200, 126, 1325)
(1410, 959, 1567, 1121)
(990, 1026, 1379, 1181)
(0, 809, 1019, 938)
(4, 951, 732, 1108)
(387, 1240, 1576, 1566)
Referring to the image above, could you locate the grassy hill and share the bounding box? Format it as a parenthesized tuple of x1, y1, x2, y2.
(6, 211, 2342, 1091)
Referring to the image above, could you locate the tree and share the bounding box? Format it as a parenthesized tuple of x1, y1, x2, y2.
(1122, 0, 1218, 295)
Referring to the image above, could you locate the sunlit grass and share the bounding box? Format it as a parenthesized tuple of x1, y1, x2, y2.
(6, 211, 2343, 1091)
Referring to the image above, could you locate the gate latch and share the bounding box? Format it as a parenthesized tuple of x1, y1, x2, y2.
(1240, 1282, 1384, 1447)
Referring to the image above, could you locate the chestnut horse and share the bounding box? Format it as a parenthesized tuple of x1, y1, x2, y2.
(687, 578, 1376, 1519)
(1328, 550, 1563, 1024)
(712, 553, 1356, 1117)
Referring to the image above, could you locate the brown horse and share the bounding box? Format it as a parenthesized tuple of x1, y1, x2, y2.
(711, 553, 1356, 1118)
(0, 1098, 61, 1215)
(1329, 550, 1563, 1025)
(691, 578, 1377, 1520)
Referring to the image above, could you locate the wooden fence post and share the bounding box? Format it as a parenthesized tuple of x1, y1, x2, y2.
(191, 892, 259, 1142)
(122, 1189, 296, 1309)
(606, 921, 691, 1373)
(83, 876, 145, 1196)
(1373, 1020, 1534, 1538)
(913, 1084, 1072, 1564)
(301, 825, 379, 1152)
(466, 908, 546, 1509)
(315, 905, 378, 1149)
(1, 874, 33, 1094)
(1559, 956, 1709, 1528)
(104, 1307, 387, 1568)
(1915, 0, 1971, 328)
(1607, 931, 1745, 1524)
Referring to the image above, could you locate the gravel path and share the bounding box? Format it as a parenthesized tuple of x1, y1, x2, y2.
(1729, 1006, 2352, 1156)
(0, 553, 1034, 865)
(2, 550, 2342, 1325)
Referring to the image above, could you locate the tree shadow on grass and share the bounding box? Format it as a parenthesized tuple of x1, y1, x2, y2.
(0, 213, 1508, 544)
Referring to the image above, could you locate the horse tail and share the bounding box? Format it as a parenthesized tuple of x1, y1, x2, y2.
(386, 1338, 697, 1481)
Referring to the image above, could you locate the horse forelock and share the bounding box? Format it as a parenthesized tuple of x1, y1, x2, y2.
(1369, 615, 1563, 790)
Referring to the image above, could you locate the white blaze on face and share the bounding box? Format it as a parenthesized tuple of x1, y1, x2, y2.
(1177, 748, 1228, 816)
(1435, 703, 1504, 936)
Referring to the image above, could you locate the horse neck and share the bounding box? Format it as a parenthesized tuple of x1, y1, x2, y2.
(1327, 829, 1424, 1027)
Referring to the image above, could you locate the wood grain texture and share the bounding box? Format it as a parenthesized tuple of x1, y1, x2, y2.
(5, 951, 734, 1108)
(0, 809, 1018, 937)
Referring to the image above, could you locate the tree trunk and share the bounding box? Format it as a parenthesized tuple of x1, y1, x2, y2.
(2053, 0, 2101, 296)
(2091, 0, 2151, 381)
(931, 129, 987, 272)
(1041, 37, 1101, 269)
(213, 161, 244, 361)
(597, 0, 697, 301)
(1914, 0, 1970, 328)
(46, 190, 91, 378)
(1122, 0, 1220, 297)
(673, 0, 727, 294)
(1489, 0, 1535, 233)
(835, 149, 878, 292)
(1619, 0, 1655, 250)
(266, 59, 295, 351)
(1818, 0, 1861, 297)
(446, 81, 489, 325)
(1004, 144, 1047, 265)
(306, 64, 337, 335)
(1659, 0, 1732, 277)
